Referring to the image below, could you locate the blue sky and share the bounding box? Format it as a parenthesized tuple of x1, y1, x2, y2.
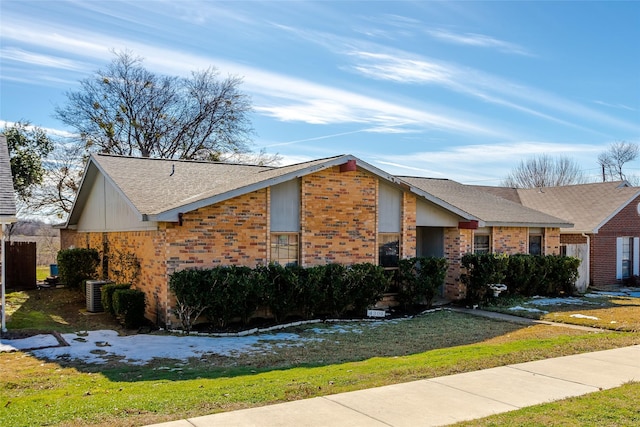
(1, 0, 639, 185)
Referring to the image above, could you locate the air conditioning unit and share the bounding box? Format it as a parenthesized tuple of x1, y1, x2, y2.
(86, 280, 106, 313)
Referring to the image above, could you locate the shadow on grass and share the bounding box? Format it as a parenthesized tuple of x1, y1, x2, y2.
(4, 287, 122, 334)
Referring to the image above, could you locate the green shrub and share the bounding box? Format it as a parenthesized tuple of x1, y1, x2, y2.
(319, 263, 348, 317)
(460, 253, 509, 305)
(463, 253, 581, 304)
(57, 248, 100, 289)
(343, 263, 389, 316)
(542, 255, 580, 296)
(101, 283, 131, 315)
(112, 289, 146, 329)
(169, 269, 213, 332)
(297, 265, 329, 319)
(397, 257, 448, 308)
(256, 263, 299, 323)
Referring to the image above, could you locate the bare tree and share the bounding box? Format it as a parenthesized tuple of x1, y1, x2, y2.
(55, 51, 254, 160)
(502, 155, 587, 188)
(25, 140, 84, 219)
(597, 141, 639, 182)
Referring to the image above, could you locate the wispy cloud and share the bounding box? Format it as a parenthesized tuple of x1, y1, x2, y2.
(1, 48, 89, 72)
(426, 28, 532, 56)
(0, 17, 508, 139)
(372, 142, 605, 184)
(593, 100, 637, 112)
(347, 50, 640, 135)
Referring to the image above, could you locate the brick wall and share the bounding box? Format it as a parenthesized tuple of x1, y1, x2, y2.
(443, 227, 472, 300)
(591, 194, 640, 286)
(300, 166, 377, 265)
(492, 227, 527, 254)
(402, 192, 417, 259)
(165, 189, 268, 274)
(560, 234, 588, 245)
(544, 228, 561, 255)
(60, 228, 168, 323)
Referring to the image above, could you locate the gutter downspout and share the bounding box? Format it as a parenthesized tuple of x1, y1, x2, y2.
(2, 223, 6, 333)
(581, 233, 591, 290)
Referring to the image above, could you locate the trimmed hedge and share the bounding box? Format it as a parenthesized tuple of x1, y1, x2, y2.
(397, 257, 448, 309)
(101, 283, 131, 315)
(169, 261, 398, 332)
(461, 253, 581, 305)
(57, 248, 100, 289)
(113, 289, 146, 329)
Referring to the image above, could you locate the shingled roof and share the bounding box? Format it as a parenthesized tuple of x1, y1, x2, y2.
(67, 153, 426, 224)
(401, 176, 572, 228)
(66, 153, 575, 229)
(515, 181, 640, 233)
(0, 135, 17, 221)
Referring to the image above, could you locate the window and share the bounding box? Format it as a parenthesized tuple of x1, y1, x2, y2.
(474, 234, 490, 254)
(271, 233, 299, 266)
(622, 237, 632, 279)
(378, 233, 400, 268)
(529, 234, 543, 255)
(617, 237, 639, 280)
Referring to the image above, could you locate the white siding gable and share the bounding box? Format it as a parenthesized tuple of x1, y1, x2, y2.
(77, 173, 157, 232)
(416, 199, 459, 227)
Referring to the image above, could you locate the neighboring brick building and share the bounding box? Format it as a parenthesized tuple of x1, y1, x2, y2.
(479, 181, 640, 290)
(61, 154, 570, 326)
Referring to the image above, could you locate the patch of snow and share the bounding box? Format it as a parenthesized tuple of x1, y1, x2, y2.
(0, 334, 59, 352)
(29, 330, 322, 365)
(569, 314, 599, 320)
(528, 297, 597, 306)
(507, 306, 548, 314)
(588, 290, 640, 298)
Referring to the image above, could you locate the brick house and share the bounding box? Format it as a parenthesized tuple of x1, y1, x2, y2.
(1, 135, 18, 332)
(60, 154, 570, 326)
(479, 181, 640, 290)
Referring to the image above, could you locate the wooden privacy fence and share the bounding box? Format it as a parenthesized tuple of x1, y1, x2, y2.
(4, 241, 36, 290)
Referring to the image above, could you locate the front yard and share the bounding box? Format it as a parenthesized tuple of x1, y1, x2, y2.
(487, 290, 640, 332)
(1, 287, 639, 426)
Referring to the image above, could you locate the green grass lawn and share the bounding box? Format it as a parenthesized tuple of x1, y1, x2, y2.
(2, 288, 639, 426)
(36, 265, 50, 282)
(453, 381, 640, 426)
(1, 317, 638, 426)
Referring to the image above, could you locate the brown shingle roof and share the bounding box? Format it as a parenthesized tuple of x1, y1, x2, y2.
(514, 181, 640, 233)
(70, 154, 348, 222)
(0, 135, 17, 219)
(401, 176, 571, 227)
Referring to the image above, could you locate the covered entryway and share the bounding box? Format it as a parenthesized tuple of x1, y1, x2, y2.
(415, 198, 462, 296)
(417, 227, 444, 258)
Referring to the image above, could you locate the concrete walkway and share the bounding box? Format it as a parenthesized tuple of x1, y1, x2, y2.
(148, 345, 640, 427)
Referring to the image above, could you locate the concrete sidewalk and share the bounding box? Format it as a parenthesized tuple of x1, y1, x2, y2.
(148, 345, 640, 427)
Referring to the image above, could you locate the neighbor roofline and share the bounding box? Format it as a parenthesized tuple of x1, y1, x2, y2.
(592, 189, 640, 233)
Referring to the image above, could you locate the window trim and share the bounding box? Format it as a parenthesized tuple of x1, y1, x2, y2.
(270, 232, 300, 266)
(528, 233, 543, 256)
(378, 232, 400, 268)
(473, 232, 491, 255)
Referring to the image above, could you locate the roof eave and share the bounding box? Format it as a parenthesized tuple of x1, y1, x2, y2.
(485, 221, 574, 228)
